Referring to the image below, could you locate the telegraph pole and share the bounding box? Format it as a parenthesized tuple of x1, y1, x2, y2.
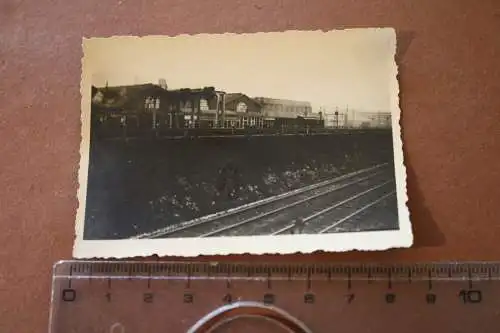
(335, 106, 339, 128)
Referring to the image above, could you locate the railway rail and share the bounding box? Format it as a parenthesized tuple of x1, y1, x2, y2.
(207, 179, 395, 237)
(272, 190, 396, 235)
(133, 162, 396, 239)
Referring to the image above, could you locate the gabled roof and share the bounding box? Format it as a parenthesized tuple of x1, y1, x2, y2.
(224, 93, 245, 104)
(92, 83, 166, 111)
(224, 93, 262, 107)
(91, 84, 224, 113)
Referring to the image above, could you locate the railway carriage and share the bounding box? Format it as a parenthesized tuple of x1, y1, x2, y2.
(271, 116, 324, 132)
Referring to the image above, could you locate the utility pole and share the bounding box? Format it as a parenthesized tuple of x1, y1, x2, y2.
(334, 106, 339, 128)
(346, 105, 350, 128)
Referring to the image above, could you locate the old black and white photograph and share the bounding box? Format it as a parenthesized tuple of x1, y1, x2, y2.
(74, 29, 412, 258)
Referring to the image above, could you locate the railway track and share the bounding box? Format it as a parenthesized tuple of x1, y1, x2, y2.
(271, 189, 396, 235)
(208, 178, 395, 237)
(136, 163, 396, 239)
(306, 190, 399, 234)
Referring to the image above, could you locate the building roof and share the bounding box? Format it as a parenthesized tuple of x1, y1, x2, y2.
(92, 84, 166, 112)
(94, 83, 162, 91)
(160, 87, 219, 102)
(253, 97, 312, 107)
(224, 93, 263, 106)
(91, 84, 220, 112)
(224, 93, 246, 104)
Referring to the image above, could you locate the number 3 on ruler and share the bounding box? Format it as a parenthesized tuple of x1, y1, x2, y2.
(110, 322, 125, 333)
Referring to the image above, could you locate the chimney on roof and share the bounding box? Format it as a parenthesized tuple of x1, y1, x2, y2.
(158, 78, 168, 90)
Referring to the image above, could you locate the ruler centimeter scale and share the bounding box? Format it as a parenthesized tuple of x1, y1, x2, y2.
(49, 261, 500, 333)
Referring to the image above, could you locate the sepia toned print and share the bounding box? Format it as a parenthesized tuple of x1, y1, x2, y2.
(73, 28, 411, 258)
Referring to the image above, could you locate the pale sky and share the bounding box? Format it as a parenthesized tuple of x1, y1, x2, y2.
(84, 29, 397, 114)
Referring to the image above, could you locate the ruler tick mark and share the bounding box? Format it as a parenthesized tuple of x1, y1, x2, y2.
(147, 265, 152, 288)
(68, 264, 73, 288)
(307, 270, 312, 290)
(52, 261, 500, 331)
(428, 270, 433, 290)
(468, 267, 473, 289)
(186, 264, 192, 289)
(88, 265, 93, 285)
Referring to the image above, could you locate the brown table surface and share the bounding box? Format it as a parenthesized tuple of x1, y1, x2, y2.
(1, 0, 499, 331)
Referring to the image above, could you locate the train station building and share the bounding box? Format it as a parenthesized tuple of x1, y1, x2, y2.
(253, 97, 322, 130)
(90, 81, 324, 136)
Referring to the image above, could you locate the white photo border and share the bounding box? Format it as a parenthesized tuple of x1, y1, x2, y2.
(73, 28, 412, 258)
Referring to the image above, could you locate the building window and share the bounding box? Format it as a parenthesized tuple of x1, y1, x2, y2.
(180, 100, 193, 113)
(200, 99, 209, 112)
(236, 102, 247, 113)
(145, 96, 160, 110)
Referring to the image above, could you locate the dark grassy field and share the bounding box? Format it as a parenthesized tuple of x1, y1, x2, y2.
(83, 131, 395, 239)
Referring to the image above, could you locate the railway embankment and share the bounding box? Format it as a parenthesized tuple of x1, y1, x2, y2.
(83, 130, 395, 239)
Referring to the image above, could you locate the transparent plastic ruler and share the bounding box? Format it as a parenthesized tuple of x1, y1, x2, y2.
(49, 261, 500, 333)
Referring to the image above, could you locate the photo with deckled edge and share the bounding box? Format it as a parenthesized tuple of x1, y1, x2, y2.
(73, 28, 412, 258)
